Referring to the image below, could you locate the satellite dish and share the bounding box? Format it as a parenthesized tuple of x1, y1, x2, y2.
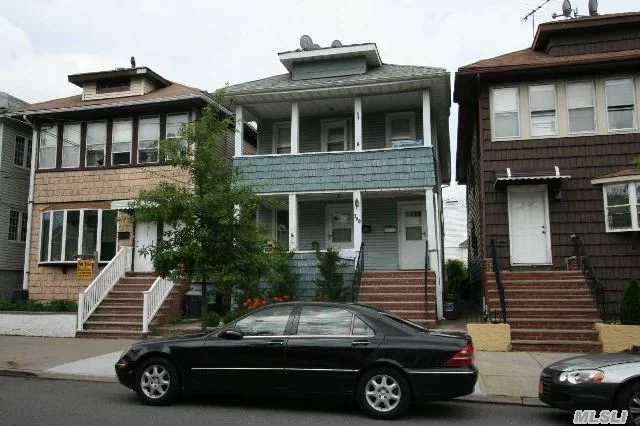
(562, 0, 572, 17)
(312, 44, 320, 49)
(300, 35, 313, 50)
(331, 40, 343, 48)
(588, 0, 598, 16)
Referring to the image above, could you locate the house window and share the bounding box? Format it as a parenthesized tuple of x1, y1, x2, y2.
(96, 79, 130, 94)
(166, 113, 189, 156)
(603, 182, 639, 232)
(321, 119, 349, 152)
(14, 136, 25, 167)
(26, 138, 32, 169)
(567, 81, 596, 134)
(8, 211, 20, 241)
(62, 123, 81, 168)
(275, 210, 289, 250)
(112, 118, 132, 165)
(86, 121, 106, 166)
(385, 112, 416, 146)
(38, 124, 57, 169)
(492, 87, 520, 138)
(39, 209, 118, 263)
(529, 84, 557, 136)
(138, 116, 160, 163)
(273, 122, 291, 154)
(605, 78, 636, 131)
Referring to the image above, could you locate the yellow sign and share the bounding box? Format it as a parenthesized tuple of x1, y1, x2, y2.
(77, 259, 94, 279)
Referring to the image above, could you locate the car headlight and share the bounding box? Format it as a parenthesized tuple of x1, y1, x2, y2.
(558, 370, 604, 384)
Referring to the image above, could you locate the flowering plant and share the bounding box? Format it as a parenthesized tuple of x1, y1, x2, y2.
(241, 294, 289, 312)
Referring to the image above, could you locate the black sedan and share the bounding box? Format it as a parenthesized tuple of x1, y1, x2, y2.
(539, 346, 640, 424)
(115, 302, 477, 419)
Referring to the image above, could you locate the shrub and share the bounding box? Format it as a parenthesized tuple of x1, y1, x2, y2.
(46, 300, 78, 312)
(206, 312, 221, 327)
(223, 310, 241, 325)
(314, 247, 348, 302)
(0, 299, 77, 312)
(444, 259, 468, 295)
(621, 280, 640, 325)
(266, 245, 299, 300)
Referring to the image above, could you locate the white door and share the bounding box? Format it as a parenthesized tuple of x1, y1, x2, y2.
(326, 205, 353, 250)
(134, 221, 157, 272)
(508, 186, 551, 264)
(398, 203, 427, 270)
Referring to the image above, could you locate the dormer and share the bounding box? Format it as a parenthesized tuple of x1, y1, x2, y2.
(277, 37, 382, 81)
(68, 67, 172, 101)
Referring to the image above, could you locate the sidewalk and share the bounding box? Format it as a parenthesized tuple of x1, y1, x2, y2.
(0, 334, 574, 405)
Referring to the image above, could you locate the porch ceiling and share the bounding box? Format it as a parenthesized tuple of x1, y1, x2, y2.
(258, 189, 426, 202)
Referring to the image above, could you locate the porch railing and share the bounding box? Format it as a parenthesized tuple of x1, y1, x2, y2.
(77, 246, 132, 331)
(490, 239, 507, 323)
(351, 243, 364, 302)
(570, 234, 606, 321)
(142, 276, 175, 333)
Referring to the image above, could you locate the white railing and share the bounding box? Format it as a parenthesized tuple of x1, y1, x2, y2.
(77, 246, 132, 331)
(142, 276, 175, 333)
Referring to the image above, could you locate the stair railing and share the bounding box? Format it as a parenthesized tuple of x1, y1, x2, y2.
(570, 234, 606, 320)
(351, 243, 364, 302)
(77, 246, 132, 331)
(142, 276, 175, 333)
(490, 239, 507, 323)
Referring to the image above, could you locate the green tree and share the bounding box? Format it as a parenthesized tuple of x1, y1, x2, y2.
(130, 92, 270, 330)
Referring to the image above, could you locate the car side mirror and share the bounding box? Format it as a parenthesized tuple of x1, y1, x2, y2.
(220, 329, 244, 340)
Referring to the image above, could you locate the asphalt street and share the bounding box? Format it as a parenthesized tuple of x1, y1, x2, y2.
(0, 376, 575, 426)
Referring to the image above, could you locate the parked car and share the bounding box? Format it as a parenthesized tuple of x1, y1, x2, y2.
(539, 347, 640, 424)
(115, 302, 477, 419)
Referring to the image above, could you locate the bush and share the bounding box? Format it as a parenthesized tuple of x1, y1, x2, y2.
(621, 280, 640, 325)
(266, 245, 299, 300)
(223, 310, 241, 325)
(206, 312, 221, 327)
(444, 259, 468, 295)
(314, 247, 348, 302)
(0, 299, 77, 312)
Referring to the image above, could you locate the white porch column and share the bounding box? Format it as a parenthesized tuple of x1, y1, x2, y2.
(425, 188, 442, 319)
(291, 101, 299, 154)
(354, 97, 362, 151)
(422, 90, 432, 147)
(234, 105, 244, 156)
(288, 194, 299, 250)
(353, 190, 363, 253)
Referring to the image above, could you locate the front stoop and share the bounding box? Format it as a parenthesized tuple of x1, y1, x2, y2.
(76, 272, 187, 339)
(485, 270, 602, 353)
(357, 270, 437, 328)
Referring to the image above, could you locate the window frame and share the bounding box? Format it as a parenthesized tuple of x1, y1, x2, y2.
(13, 135, 26, 168)
(528, 83, 558, 137)
(272, 121, 292, 155)
(165, 112, 190, 158)
(604, 77, 637, 132)
(491, 86, 521, 140)
(8, 210, 22, 242)
(111, 117, 133, 166)
(38, 124, 58, 170)
(565, 80, 597, 135)
(138, 115, 161, 164)
(62, 122, 81, 168)
(602, 182, 640, 232)
(85, 120, 107, 167)
(385, 111, 416, 147)
(321, 118, 351, 152)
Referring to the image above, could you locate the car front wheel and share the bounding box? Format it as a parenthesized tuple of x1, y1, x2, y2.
(134, 357, 181, 406)
(356, 367, 411, 419)
(616, 382, 640, 426)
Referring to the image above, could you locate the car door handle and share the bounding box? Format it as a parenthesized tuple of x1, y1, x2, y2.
(267, 340, 285, 346)
(352, 340, 370, 346)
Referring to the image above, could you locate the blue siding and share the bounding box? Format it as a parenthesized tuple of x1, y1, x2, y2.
(292, 58, 366, 81)
(288, 251, 355, 301)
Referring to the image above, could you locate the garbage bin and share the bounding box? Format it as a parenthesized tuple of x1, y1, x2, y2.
(443, 294, 459, 320)
(185, 290, 202, 318)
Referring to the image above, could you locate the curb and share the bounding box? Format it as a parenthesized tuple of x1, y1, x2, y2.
(0, 368, 117, 383)
(459, 394, 547, 407)
(0, 369, 38, 378)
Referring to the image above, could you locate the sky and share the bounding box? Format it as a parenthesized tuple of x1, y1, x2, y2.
(1, 0, 638, 189)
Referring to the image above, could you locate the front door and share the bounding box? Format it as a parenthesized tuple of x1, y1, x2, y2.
(134, 221, 156, 272)
(508, 186, 551, 265)
(398, 203, 427, 270)
(326, 205, 353, 250)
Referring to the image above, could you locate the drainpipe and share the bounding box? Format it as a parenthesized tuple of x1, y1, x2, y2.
(22, 115, 37, 291)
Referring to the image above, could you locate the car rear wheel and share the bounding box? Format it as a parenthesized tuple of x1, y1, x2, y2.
(356, 367, 411, 419)
(617, 382, 640, 426)
(134, 357, 181, 406)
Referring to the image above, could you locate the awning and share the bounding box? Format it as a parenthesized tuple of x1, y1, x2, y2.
(110, 199, 134, 210)
(494, 166, 571, 189)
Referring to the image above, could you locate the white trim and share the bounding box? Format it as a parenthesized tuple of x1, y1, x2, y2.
(278, 44, 381, 70)
(272, 121, 292, 154)
(507, 185, 552, 265)
(23, 126, 38, 289)
(604, 76, 637, 132)
(591, 174, 640, 185)
(288, 194, 298, 250)
(528, 83, 558, 137)
(321, 118, 350, 152)
(602, 182, 639, 233)
(565, 80, 598, 135)
(491, 86, 521, 140)
(325, 204, 353, 250)
(291, 102, 299, 155)
(385, 111, 416, 147)
(422, 90, 432, 147)
(353, 190, 362, 252)
(234, 105, 244, 156)
(354, 97, 362, 151)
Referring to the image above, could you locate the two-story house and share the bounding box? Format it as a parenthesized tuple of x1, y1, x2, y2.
(455, 12, 640, 351)
(12, 65, 256, 338)
(228, 38, 451, 326)
(0, 92, 32, 300)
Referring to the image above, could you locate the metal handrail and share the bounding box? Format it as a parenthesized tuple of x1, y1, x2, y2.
(570, 234, 606, 320)
(351, 243, 364, 302)
(142, 276, 175, 333)
(77, 246, 132, 330)
(490, 239, 507, 323)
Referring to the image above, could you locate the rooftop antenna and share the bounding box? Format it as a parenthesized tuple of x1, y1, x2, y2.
(300, 35, 314, 51)
(589, 0, 598, 16)
(130, 56, 136, 68)
(522, 0, 553, 36)
(553, 0, 578, 19)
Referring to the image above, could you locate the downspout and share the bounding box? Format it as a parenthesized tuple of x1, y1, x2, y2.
(22, 115, 38, 291)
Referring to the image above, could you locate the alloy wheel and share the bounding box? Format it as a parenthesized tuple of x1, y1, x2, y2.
(364, 374, 402, 412)
(629, 391, 640, 425)
(140, 364, 171, 400)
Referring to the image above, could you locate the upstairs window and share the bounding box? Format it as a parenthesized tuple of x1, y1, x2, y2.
(273, 122, 291, 154)
(385, 112, 416, 146)
(112, 118, 132, 165)
(567, 81, 596, 134)
(62, 123, 81, 168)
(38, 124, 57, 169)
(138, 116, 160, 163)
(86, 121, 106, 167)
(322, 119, 349, 152)
(529, 84, 557, 136)
(605, 78, 636, 131)
(492, 87, 520, 138)
(96, 79, 130, 94)
(13, 135, 31, 168)
(166, 113, 189, 157)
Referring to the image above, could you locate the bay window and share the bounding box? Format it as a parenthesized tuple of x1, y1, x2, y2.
(39, 209, 118, 263)
(86, 121, 106, 166)
(39, 124, 57, 169)
(492, 87, 520, 138)
(112, 118, 132, 165)
(567, 81, 596, 133)
(138, 116, 160, 163)
(605, 78, 636, 131)
(529, 84, 557, 136)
